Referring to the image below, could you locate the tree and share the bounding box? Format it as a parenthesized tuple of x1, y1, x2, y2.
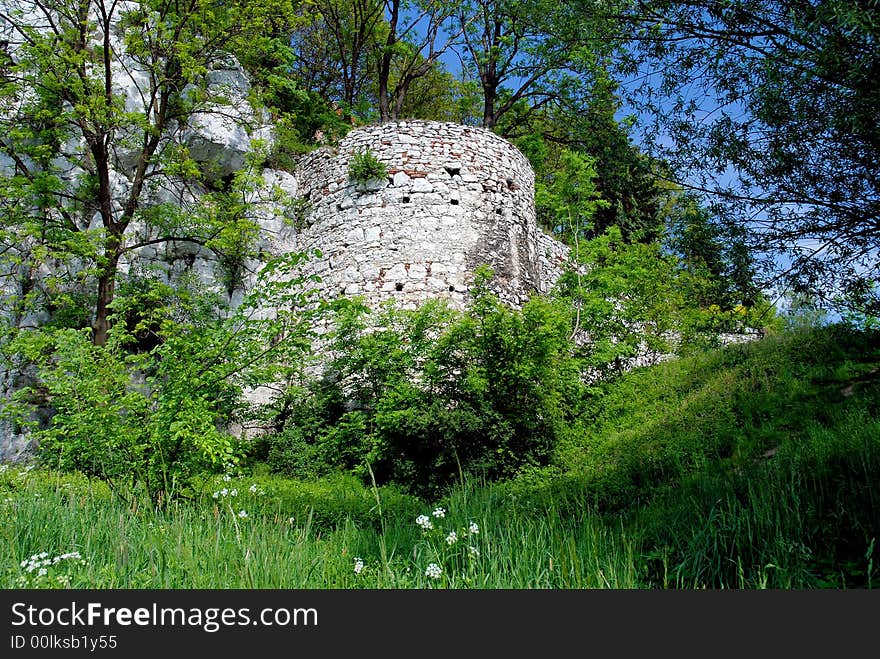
(454, 0, 617, 132)
(392, 59, 475, 121)
(7, 250, 319, 506)
(513, 84, 666, 243)
(0, 0, 296, 345)
(290, 0, 384, 118)
(375, 0, 464, 122)
(620, 0, 880, 315)
(664, 192, 760, 311)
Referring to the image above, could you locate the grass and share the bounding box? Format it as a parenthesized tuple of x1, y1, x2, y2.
(0, 466, 639, 589)
(2, 325, 878, 588)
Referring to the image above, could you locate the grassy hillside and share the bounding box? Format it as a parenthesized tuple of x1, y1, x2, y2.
(506, 324, 880, 586)
(2, 325, 877, 588)
(559, 324, 880, 499)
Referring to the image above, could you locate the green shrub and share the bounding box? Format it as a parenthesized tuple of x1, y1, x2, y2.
(5, 252, 320, 508)
(260, 269, 584, 497)
(347, 149, 387, 184)
(264, 115, 311, 172)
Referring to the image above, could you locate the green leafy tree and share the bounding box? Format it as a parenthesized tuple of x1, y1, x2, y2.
(664, 193, 761, 311)
(375, 0, 465, 122)
(392, 61, 475, 122)
(454, 0, 618, 132)
(0, 0, 298, 345)
(509, 69, 667, 244)
(290, 0, 385, 119)
(621, 0, 880, 316)
(558, 225, 683, 376)
(535, 147, 607, 240)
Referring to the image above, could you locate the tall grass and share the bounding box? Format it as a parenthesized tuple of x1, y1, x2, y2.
(0, 466, 639, 589)
(634, 409, 880, 589)
(2, 326, 877, 589)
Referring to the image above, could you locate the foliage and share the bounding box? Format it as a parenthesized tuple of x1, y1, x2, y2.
(290, 0, 385, 119)
(453, 0, 620, 131)
(3, 252, 321, 507)
(535, 148, 608, 240)
(621, 0, 880, 316)
(347, 148, 388, 184)
(514, 73, 666, 243)
(262, 270, 583, 496)
(535, 156, 773, 365)
(557, 225, 684, 375)
(0, 0, 301, 345)
(240, 32, 352, 164)
(4, 330, 878, 591)
(375, 0, 464, 122)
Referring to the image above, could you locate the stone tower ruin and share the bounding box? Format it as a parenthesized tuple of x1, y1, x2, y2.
(289, 121, 569, 309)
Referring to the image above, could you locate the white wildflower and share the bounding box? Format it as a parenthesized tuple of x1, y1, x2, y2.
(445, 531, 458, 545)
(468, 545, 480, 558)
(37, 568, 47, 577)
(249, 484, 258, 493)
(237, 510, 248, 518)
(222, 474, 232, 482)
(425, 563, 442, 579)
(432, 507, 446, 519)
(230, 489, 238, 497)
(468, 522, 479, 535)
(416, 514, 433, 531)
(354, 557, 365, 574)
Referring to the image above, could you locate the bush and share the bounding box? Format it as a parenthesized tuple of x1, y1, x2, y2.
(260, 269, 585, 497)
(347, 149, 387, 184)
(4, 253, 319, 508)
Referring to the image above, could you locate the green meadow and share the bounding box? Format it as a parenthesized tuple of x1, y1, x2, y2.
(4, 326, 877, 589)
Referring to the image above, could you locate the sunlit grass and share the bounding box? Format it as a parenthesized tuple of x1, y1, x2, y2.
(2, 326, 878, 589)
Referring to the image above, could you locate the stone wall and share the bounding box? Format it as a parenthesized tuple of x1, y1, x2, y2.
(291, 121, 565, 309)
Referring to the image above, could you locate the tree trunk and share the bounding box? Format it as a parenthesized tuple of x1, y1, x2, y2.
(378, 56, 392, 122)
(482, 82, 497, 129)
(377, 0, 400, 123)
(93, 247, 120, 347)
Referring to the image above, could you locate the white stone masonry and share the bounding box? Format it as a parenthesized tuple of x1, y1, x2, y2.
(290, 121, 567, 309)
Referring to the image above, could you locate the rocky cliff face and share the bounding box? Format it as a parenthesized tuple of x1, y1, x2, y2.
(0, 4, 570, 460)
